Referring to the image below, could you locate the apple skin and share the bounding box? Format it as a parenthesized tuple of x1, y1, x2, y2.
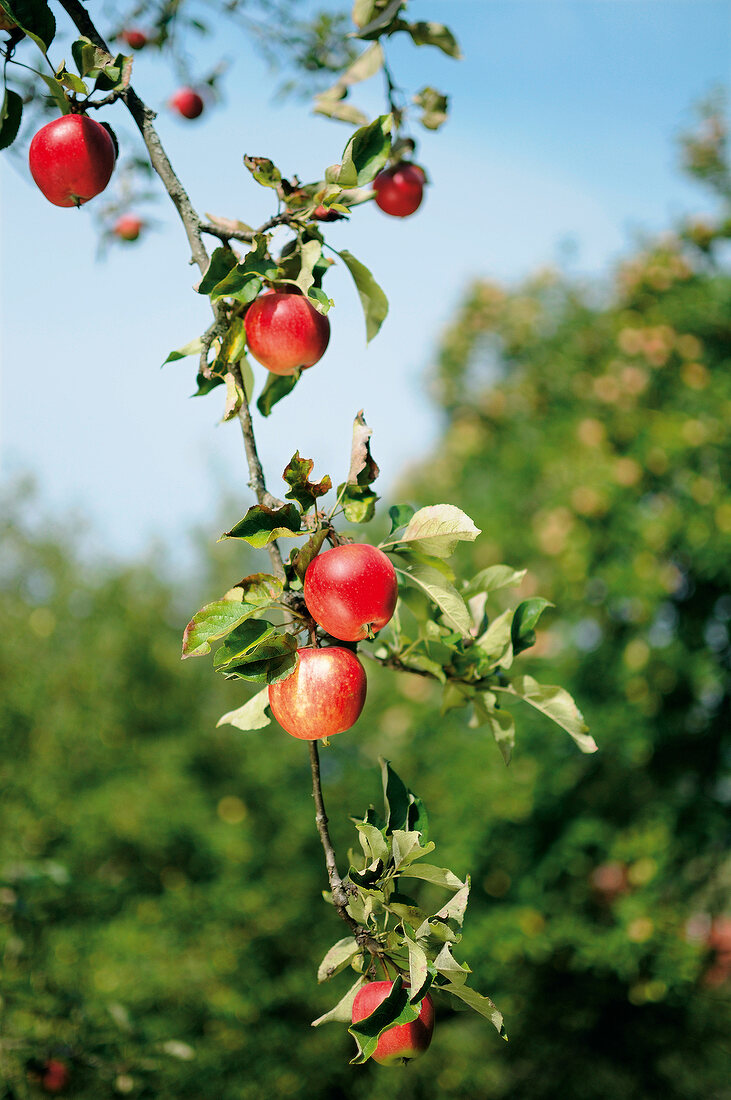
(312, 204, 342, 222)
(121, 28, 147, 49)
(374, 163, 425, 218)
(41, 1059, 70, 1093)
(245, 291, 330, 376)
(352, 981, 435, 1066)
(304, 544, 398, 642)
(268, 647, 366, 740)
(169, 87, 204, 119)
(29, 115, 116, 208)
(113, 213, 143, 241)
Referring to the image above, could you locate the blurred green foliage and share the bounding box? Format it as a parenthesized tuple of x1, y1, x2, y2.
(2, 107, 731, 1097)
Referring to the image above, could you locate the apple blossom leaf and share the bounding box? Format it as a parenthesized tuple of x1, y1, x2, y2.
(403, 931, 432, 1002)
(283, 452, 332, 512)
(243, 155, 282, 189)
(229, 573, 284, 605)
(511, 597, 553, 655)
(256, 370, 301, 417)
(213, 620, 278, 671)
(399, 864, 465, 891)
(383, 504, 481, 557)
(339, 113, 392, 188)
(414, 85, 449, 130)
(348, 976, 422, 1065)
(337, 482, 379, 524)
(433, 943, 471, 986)
(0, 0, 55, 53)
(197, 247, 238, 296)
(221, 504, 301, 547)
(355, 0, 404, 39)
(495, 675, 597, 753)
(162, 337, 203, 365)
(471, 692, 516, 765)
(393, 558, 472, 637)
(440, 981, 505, 1037)
(311, 977, 364, 1027)
(291, 528, 329, 581)
(216, 687, 271, 731)
(403, 21, 462, 59)
(317, 937, 362, 984)
(337, 249, 388, 342)
(0, 88, 22, 151)
(462, 564, 527, 598)
(182, 597, 259, 659)
(388, 503, 415, 535)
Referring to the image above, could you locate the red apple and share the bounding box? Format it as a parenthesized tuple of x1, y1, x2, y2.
(268, 647, 366, 740)
(312, 204, 342, 222)
(352, 981, 435, 1066)
(29, 115, 116, 208)
(373, 163, 425, 218)
(169, 87, 204, 120)
(113, 213, 143, 241)
(304, 544, 398, 642)
(120, 28, 147, 49)
(41, 1059, 70, 1093)
(245, 290, 330, 376)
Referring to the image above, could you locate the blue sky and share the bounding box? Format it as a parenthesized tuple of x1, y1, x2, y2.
(1, 1, 729, 563)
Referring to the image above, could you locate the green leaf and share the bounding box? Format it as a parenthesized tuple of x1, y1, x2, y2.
(436, 880, 470, 928)
(219, 317, 247, 365)
(317, 937, 361, 983)
(182, 598, 260, 658)
(56, 68, 87, 94)
(216, 687, 271, 731)
(337, 250, 389, 342)
(440, 982, 505, 1037)
(392, 830, 434, 869)
(209, 236, 279, 302)
(351, 0, 378, 30)
(312, 977, 365, 1027)
(283, 452, 332, 512)
(394, 558, 471, 636)
(381, 758, 410, 833)
(337, 482, 379, 524)
(221, 504, 301, 547)
(495, 675, 597, 753)
(475, 608, 514, 667)
(0, 0, 55, 52)
(388, 503, 415, 535)
(222, 372, 244, 421)
(291, 528, 328, 582)
(413, 85, 449, 131)
(384, 504, 480, 557)
(197, 247, 238, 296)
(404, 20, 462, 58)
(471, 693, 516, 765)
(314, 95, 369, 127)
(243, 155, 282, 189)
(348, 859, 384, 888)
(399, 864, 465, 891)
(511, 597, 553, 655)
(433, 942, 470, 986)
(215, 631, 298, 684)
(339, 113, 392, 187)
(257, 370, 301, 417)
(357, 822, 389, 864)
(163, 337, 203, 365)
(404, 932, 431, 1002)
(193, 370, 225, 397)
(71, 36, 100, 78)
(0, 87, 22, 151)
(294, 239, 322, 297)
(462, 564, 526, 598)
(39, 73, 70, 114)
(346, 409, 380, 486)
(213, 620, 278, 671)
(385, 892, 427, 929)
(356, 0, 404, 39)
(230, 573, 284, 605)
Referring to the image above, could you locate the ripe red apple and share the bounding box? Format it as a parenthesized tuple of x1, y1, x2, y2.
(120, 28, 147, 49)
(169, 87, 204, 119)
(352, 981, 435, 1066)
(373, 163, 425, 218)
(312, 204, 342, 222)
(29, 115, 116, 208)
(244, 290, 330, 376)
(304, 544, 398, 642)
(268, 647, 366, 740)
(41, 1059, 70, 1093)
(113, 213, 143, 241)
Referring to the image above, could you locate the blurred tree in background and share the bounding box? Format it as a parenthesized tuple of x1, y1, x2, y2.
(2, 102, 730, 1097)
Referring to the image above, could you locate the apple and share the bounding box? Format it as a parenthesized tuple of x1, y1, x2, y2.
(113, 213, 143, 242)
(28, 115, 116, 208)
(120, 28, 147, 49)
(373, 163, 425, 218)
(304, 544, 398, 642)
(352, 981, 435, 1066)
(169, 87, 204, 119)
(312, 204, 342, 222)
(41, 1059, 70, 1093)
(244, 290, 330, 376)
(268, 647, 366, 740)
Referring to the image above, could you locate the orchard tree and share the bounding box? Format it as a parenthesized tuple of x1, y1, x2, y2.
(0, 0, 594, 1087)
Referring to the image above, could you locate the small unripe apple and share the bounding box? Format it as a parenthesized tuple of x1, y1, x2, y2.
(373, 163, 425, 218)
(29, 115, 116, 208)
(245, 290, 330, 376)
(268, 647, 366, 740)
(169, 87, 204, 120)
(120, 28, 147, 49)
(304, 544, 398, 642)
(41, 1059, 70, 1093)
(352, 981, 435, 1066)
(113, 213, 143, 241)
